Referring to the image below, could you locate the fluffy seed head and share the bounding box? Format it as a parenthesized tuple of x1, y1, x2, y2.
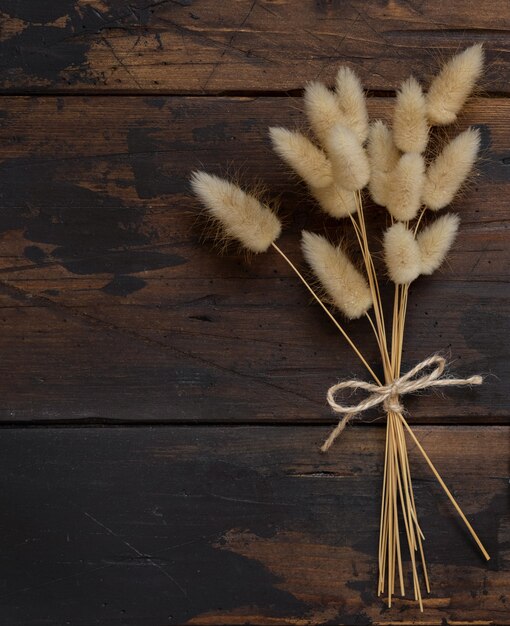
(301, 231, 372, 319)
(367, 121, 400, 173)
(368, 170, 391, 207)
(335, 66, 369, 143)
(367, 120, 400, 206)
(190, 171, 281, 253)
(311, 183, 357, 218)
(325, 124, 370, 191)
(422, 127, 480, 211)
(304, 81, 344, 147)
(269, 127, 333, 189)
(417, 213, 460, 275)
(393, 77, 429, 153)
(383, 222, 422, 284)
(427, 44, 484, 125)
(385, 153, 425, 221)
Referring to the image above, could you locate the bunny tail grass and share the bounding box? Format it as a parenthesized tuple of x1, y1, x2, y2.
(427, 44, 484, 126)
(335, 66, 369, 143)
(311, 183, 357, 218)
(269, 127, 333, 189)
(301, 230, 372, 319)
(383, 222, 422, 284)
(190, 171, 281, 253)
(393, 76, 429, 154)
(367, 121, 400, 207)
(304, 81, 345, 147)
(325, 125, 370, 191)
(422, 127, 480, 211)
(367, 120, 400, 173)
(418, 213, 460, 275)
(385, 153, 425, 221)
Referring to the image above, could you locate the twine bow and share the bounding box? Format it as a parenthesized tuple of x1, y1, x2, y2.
(322, 354, 483, 452)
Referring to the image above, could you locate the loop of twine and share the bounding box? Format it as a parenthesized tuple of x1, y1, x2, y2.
(322, 354, 483, 453)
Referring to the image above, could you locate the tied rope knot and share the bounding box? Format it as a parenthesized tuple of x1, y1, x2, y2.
(322, 354, 482, 453)
(382, 383, 402, 414)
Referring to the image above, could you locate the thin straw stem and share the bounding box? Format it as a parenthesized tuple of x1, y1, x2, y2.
(413, 207, 427, 235)
(350, 197, 391, 377)
(399, 425, 430, 593)
(366, 312, 385, 357)
(378, 422, 390, 595)
(398, 412, 490, 561)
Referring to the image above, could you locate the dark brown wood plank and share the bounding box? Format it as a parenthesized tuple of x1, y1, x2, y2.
(0, 95, 508, 424)
(0, 425, 506, 625)
(1, 1, 510, 94)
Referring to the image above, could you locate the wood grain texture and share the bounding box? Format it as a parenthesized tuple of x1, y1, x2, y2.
(1, 3, 508, 623)
(1, 0, 510, 94)
(0, 425, 507, 625)
(0, 95, 507, 423)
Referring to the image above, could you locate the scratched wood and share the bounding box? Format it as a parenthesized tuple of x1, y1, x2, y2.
(1, 2, 509, 625)
(0, 95, 507, 423)
(0, 425, 507, 625)
(1, 0, 510, 94)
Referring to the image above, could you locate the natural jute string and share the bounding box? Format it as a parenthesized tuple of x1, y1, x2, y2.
(322, 354, 483, 452)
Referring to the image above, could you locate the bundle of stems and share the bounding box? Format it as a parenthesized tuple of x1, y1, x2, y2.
(191, 45, 489, 609)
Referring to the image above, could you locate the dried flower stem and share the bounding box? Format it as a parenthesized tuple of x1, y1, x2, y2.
(377, 243, 489, 608)
(376, 274, 428, 608)
(350, 192, 392, 374)
(339, 188, 489, 609)
(395, 285, 484, 572)
(344, 193, 427, 608)
(413, 207, 427, 235)
(398, 410, 490, 561)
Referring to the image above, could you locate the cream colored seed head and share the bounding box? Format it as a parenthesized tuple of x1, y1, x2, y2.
(335, 66, 369, 143)
(422, 127, 480, 211)
(367, 120, 400, 173)
(369, 170, 391, 207)
(393, 76, 429, 153)
(304, 81, 345, 147)
(311, 182, 357, 218)
(325, 124, 370, 191)
(301, 231, 372, 319)
(418, 213, 460, 275)
(367, 120, 400, 206)
(190, 171, 281, 253)
(383, 222, 422, 284)
(385, 153, 425, 221)
(269, 127, 333, 189)
(427, 44, 484, 126)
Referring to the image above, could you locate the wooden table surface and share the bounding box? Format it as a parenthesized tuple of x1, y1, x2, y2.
(0, 2, 508, 624)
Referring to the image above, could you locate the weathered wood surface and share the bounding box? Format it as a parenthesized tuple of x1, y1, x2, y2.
(1, 3, 509, 622)
(0, 425, 507, 625)
(1, 0, 510, 94)
(0, 96, 507, 423)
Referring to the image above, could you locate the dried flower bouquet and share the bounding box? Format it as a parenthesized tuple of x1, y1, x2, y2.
(191, 45, 489, 609)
